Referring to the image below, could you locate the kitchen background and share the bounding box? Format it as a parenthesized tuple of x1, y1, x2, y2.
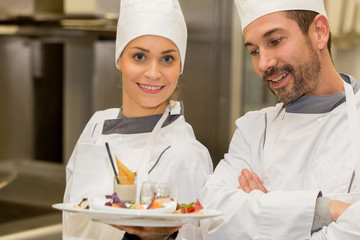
(0, 0, 359, 239)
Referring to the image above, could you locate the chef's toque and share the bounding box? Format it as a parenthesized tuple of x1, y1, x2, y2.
(234, 0, 327, 31)
(115, 0, 187, 73)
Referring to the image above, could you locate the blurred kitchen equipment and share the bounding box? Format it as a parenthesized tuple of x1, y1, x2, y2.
(64, 0, 119, 16)
(0, 161, 17, 190)
(0, 0, 62, 19)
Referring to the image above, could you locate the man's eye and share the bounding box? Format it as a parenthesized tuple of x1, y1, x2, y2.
(249, 49, 259, 56)
(271, 38, 282, 46)
(162, 55, 174, 63)
(134, 54, 145, 61)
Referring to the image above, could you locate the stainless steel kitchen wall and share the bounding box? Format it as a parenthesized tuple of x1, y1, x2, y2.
(180, 0, 233, 166)
(0, 37, 65, 163)
(0, 37, 34, 160)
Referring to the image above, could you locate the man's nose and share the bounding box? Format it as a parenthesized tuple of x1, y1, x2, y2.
(258, 50, 277, 72)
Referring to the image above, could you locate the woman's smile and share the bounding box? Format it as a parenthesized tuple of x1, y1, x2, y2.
(137, 83, 165, 93)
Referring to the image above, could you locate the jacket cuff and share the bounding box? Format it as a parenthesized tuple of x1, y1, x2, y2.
(311, 196, 332, 234)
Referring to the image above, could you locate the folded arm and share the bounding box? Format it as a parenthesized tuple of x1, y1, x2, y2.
(238, 168, 353, 238)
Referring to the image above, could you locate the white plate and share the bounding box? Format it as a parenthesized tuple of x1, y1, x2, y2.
(52, 203, 222, 227)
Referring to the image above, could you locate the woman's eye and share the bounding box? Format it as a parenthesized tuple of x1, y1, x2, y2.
(134, 54, 145, 61)
(162, 55, 174, 63)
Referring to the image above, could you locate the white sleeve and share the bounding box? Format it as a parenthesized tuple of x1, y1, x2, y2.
(201, 118, 319, 240)
(310, 201, 360, 240)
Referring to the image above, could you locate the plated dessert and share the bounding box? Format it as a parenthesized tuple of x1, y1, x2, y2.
(74, 192, 203, 214)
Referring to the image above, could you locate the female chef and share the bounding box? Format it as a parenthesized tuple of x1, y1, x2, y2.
(62, 0, 213, 239)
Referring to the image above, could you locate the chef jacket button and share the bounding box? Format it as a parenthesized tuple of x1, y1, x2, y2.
(317, 117, 323, 123)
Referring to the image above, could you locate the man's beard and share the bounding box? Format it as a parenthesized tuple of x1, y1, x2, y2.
(262, 41, 321, 104)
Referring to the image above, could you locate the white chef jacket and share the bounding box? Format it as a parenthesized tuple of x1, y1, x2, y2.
(63, 101, 213, 240)
(202, 74, 360, 240)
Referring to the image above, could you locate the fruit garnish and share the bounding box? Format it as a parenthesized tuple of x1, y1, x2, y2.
(180, 202, 194, 213)
(129, 203, 145, 210)
(150, 201, 164, 209)
(179, 199, 203, 213)
(111, 203, 124, 208)
(108, 192, 128, 208)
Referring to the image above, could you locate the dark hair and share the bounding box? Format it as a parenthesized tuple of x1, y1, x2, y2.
(286, 10, 332, 57)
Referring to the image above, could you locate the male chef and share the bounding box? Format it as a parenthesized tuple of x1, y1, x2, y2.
(202, 0, 360, 239)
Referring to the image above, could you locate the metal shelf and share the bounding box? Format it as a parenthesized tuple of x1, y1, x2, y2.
(0, 16, 117, 40)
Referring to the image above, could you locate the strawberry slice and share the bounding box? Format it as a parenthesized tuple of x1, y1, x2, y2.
(193, 199, 203, 212)
(179, 199, 203, 213)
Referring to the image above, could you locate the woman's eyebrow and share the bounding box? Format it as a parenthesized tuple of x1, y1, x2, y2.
(130, 47, 176, 54)
(131, 47, 149, 52)
(162, 49, 177, 54)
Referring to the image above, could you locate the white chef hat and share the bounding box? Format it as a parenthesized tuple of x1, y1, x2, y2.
(234, 0, 327, 31)
(115, 0, 187, 73)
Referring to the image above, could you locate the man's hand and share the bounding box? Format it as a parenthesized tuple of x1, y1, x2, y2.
(238, 168, 267, 193)
(330, 200, 351, 222)
(111, 225, 181, 240)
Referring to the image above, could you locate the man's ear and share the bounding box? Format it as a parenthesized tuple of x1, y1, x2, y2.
(312, 14, 330, 51)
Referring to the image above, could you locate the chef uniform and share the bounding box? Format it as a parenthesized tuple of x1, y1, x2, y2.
(201, 0, 360, 239)
(202, 75, 360, 240)
(63, 0, 213, 239)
